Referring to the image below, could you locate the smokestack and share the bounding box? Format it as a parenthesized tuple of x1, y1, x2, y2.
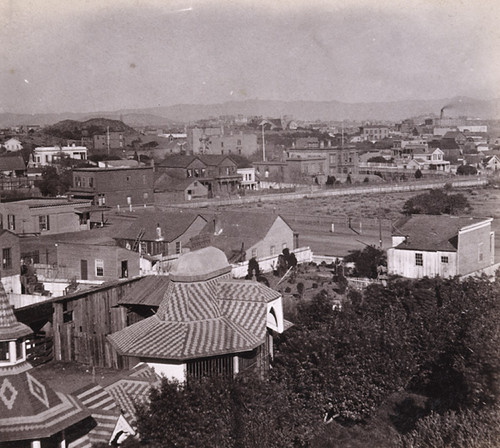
(440, 107, 445, 120)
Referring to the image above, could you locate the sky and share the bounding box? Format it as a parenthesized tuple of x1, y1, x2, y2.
(1, 0, 499, 114)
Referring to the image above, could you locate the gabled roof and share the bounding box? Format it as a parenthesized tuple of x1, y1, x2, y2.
(113, 211, 207, 242)
(158, 155, 199, 168)
(393, 215, 491, 252)
(108, 247, 285, 361)
(199, 211, 293, 260)
(154, 174, 207, 192)
(0, 155, 26, 171)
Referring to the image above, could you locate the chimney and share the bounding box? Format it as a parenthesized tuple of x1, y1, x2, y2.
(213, 214, 223, 235)
(156, 223, 163, 241)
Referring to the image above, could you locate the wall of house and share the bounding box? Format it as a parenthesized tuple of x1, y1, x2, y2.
(167, 216, 208, 256)
(53, 278, 140, 368)
(457, 224, 494, 275)
(56, 243, 140, 282)
(73, 167, 154, 207)
(246, 217, 294, 260)
(0, 230, 20, 279)
(209, 133, 258, 157)
(387, 248, 457, 278)
(0, 202, 89, 235)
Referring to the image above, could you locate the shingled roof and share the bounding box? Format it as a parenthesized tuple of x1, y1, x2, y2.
(393, 215, 491, 252)
(113, 210, 206, 242)
(108, 247, 282, 361)
(198, 211, 293, 262)
(0, 284, 90, 442)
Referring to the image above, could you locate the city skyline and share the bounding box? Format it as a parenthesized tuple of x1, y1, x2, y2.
(1, 0, 499, 114)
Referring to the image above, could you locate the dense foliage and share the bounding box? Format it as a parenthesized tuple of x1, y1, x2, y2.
(129, 275, 500, 447)
(35, 166, 73, 196)
(457, 164, 478, 175)
(402, 188, 470, 215)
(343, 245, 386, 278)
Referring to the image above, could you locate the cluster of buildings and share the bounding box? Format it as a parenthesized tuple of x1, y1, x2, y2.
(0, 114, 498, 446)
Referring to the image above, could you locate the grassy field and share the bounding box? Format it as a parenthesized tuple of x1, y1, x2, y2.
(220, 184, 500, 258)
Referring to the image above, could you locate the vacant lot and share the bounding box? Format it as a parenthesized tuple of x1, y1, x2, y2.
(220, 185, 500, 258)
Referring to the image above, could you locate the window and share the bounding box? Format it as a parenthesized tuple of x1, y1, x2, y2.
(2, 248, 11, 269)
(7, 214, 15, 231)
(270, 245, 276, 256)
(441, 256, 449, 263)
(0, 341, 9, 361)
(415, 253, 423, 266)
(89, 177, 94, 188)
(126, 176, 130, 182)
(282, 243, 287, 249)
(121, 260, 128, 278)
(95, 259, 104, 277)
(63, 302, 73, 323)
(175, 241, 182, 254)
(39, 215, 50, 231)
(251, 248, 257, 258)
(15, 339, 24, 361)
(187, 169, 193, 177)
(478, 243, 484, 262)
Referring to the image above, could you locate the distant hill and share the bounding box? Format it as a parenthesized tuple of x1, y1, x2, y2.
(0, 112, 175, 129)
(1, 96, 499, 127)
(134, 97, 499, 122)
(44, 118, 137, 140)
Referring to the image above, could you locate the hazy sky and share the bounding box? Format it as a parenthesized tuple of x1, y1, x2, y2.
(1, 0, 499, 114)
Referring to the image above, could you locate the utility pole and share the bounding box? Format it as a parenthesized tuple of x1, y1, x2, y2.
(261, 123, 266, 161)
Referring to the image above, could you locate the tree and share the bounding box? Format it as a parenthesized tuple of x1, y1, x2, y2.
(246, 257, 260, 279)
(35, 166, 73, 196)
(325, 175, 336, 186)
(402, 189, 470, 215)
(415, 168, 423, 179)
(343, 245, 386, 279)
(133, 375, 317, 448)
(457, 164, 477, 175)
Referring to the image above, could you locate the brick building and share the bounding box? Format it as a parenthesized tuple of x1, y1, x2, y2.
(70, 166, 155, 207)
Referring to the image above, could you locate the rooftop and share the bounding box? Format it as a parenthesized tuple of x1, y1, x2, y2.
(108, 247, 282, 361)
(393, 215, 492, 252)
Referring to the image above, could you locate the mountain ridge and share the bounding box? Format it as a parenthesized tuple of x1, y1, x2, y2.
(2, 96, 499, 127)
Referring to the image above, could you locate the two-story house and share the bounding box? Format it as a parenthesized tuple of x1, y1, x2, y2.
(70, 166, 155, 207)
(156, 155, 240, 197)
(32, 144, 88, 167)
(387, 215, 495, 278)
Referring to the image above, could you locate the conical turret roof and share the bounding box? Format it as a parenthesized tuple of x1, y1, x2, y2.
(0, 282, 31, 340)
